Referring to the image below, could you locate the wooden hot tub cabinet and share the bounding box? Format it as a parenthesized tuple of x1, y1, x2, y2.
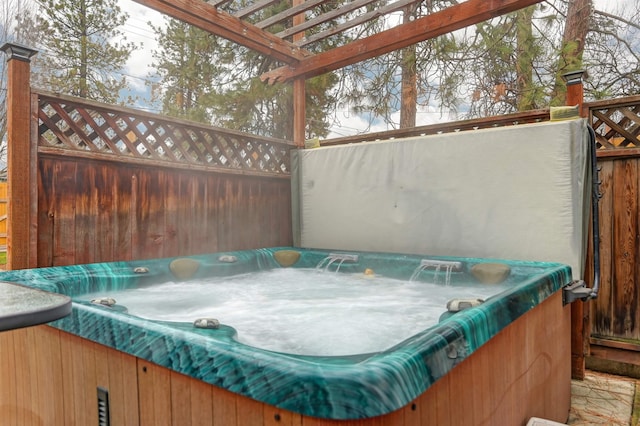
(0, 291, 570, 426)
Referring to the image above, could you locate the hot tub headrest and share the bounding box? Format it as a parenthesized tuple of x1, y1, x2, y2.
(169, 258, 201, 280)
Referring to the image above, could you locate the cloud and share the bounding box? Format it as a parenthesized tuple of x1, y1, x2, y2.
(327, 104, 456, 139)
(120, 0, 162, 78)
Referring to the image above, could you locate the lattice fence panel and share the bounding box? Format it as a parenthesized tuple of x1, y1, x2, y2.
(589, 96, 640, 150)
(37, 93, 291, 174)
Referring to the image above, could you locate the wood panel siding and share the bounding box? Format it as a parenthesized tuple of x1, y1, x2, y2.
(37, 154, 292, 266)
(0, 326, 140, 425)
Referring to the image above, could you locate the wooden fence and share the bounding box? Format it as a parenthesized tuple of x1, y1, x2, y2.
(586, 95, 640, 375)
(31, 91, 294, 267)
(2, 46, 296, 270)
(4, 87, 294, 268)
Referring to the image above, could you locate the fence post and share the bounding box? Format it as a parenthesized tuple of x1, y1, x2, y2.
(1, 43, 38, 270)
(293, 78, 306, 148)
(562, 69, 588, 380)
(563, 69, 586, 117)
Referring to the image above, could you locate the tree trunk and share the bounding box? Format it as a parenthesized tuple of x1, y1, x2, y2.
(400, 5, 417, 129)
(79, 0, 88, 98)
(551, 0, 592, 105)
(515, 6, 535, 111)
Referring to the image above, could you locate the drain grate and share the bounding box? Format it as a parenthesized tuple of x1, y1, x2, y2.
(97, 387, 110, 426)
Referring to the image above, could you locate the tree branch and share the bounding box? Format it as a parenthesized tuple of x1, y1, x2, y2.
(594, 9, 640, 32)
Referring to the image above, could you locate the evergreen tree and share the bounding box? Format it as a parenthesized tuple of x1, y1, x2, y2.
(338, 1, 468, 130)
(207, 48, 338, 140)
(581, 1, 640, 99)
(462, 0, 639, 115)
(464, 5, 548, 117)
(34, 0, 137, 103)
(150, 1, 346, 140)
(150, 19, 220, 123)
(1, 0, 42, 160)
(550, 0, 592, 105)
(338, 0, 640, 128)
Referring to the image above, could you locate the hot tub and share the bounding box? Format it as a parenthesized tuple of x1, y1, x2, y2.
(0, 247, 573, 425)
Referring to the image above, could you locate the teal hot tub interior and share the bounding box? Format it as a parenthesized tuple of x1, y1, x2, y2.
(0, 247, 573, 421)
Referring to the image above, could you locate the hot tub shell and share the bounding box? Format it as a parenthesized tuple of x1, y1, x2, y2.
(0, 247, 572, 425)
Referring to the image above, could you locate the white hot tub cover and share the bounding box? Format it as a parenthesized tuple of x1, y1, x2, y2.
(291, 119, 590, 279)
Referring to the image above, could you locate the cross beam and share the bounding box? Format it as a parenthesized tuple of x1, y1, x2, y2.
(133, 0, 309, 64)
(260, 0, 544, 83)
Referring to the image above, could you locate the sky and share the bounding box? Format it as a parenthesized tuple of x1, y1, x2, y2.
(116, 1, 163, 109)
(115, 0, 628, 138)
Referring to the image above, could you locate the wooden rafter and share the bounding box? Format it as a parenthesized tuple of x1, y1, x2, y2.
(208, 0, 234, 8)
(234, 0, 281, 20)
(261, 0, 544, 83)
(132, 0, 309, 64)
(275, 0, 380, 40)
(296, 0, 419, 48)
(255, 0, 331, 31)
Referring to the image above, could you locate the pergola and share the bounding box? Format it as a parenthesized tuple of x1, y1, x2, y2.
(134, 0, 544, 145)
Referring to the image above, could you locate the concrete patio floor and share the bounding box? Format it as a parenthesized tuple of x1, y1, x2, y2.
(568, 370, 638, 425)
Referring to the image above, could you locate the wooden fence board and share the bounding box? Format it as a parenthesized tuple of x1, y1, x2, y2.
(95, 166, 116, 262)
(36, 161, 54, 267)
(589, 151, 640, 372)
(164, 171, 180, 257)
(189, 175, 211, 254)
(612, 159, 638, 338)
(75, 163, 98, 265)
(133, 171, 163, 260)
(35, 155, 292, 266)
(51, 160, 78, 266)
(591, 160, 614, 336)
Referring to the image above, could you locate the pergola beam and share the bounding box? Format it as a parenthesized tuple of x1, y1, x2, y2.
(133, 0, 309, 64)
(261, 0, 544, 83)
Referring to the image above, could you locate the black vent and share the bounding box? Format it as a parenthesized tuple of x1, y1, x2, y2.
(97, 387, 110, 426)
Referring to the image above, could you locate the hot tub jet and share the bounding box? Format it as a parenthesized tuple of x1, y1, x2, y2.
(316, 253, 359, 272)
(410, 259, 463, 285)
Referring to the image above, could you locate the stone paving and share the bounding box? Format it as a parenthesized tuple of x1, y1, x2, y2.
(568, 371, 637, 425)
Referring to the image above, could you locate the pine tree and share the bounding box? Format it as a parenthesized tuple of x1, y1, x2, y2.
(35, 0, 137, 103)
(464, 6, 548, 117)
(337, 0, 470, 130)
(150, 2, 344, 140)
(584, 2, 640, 99)
(339, 0, 640, 128)
(150, 19, 221, 123)
(550, 0, 592, 105)
(1, 0, 41, 161)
